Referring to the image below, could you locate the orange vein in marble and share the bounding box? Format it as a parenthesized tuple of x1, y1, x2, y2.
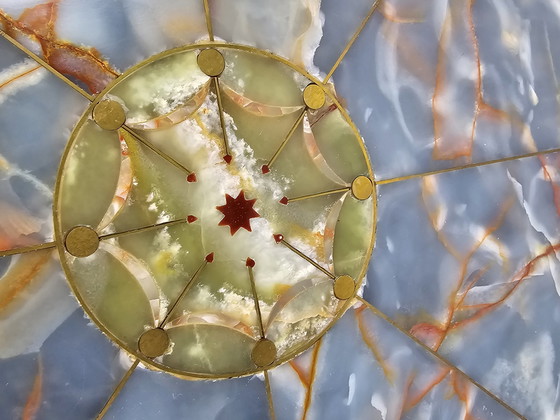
(0, 2, 118, 94)
(381, 1, 426, 23)
(22, 357, 42, 420)
(355, 305, 394, 383)
(433, 197, 513, 350)
(289, 360, 310, 387)
(301, 341, 322, 420)
(0, 64, 40, 89)
(396, 372, 416, 418)
(450, 371, 477, 420)
(539, 155, 560, 216)
(403, 369, 450, 413)
(420, 177, 462, 260)
(450, 243, 560, 330)
(432, 0, 525, 161)
(0, 249, 51, 312)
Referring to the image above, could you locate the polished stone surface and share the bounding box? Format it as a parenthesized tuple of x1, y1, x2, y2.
(1, 0, 559, 419)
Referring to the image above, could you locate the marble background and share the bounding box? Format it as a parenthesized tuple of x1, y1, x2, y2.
(1, 0, 559, 419)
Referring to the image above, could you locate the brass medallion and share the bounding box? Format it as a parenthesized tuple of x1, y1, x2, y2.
(54, 43, 376, 379)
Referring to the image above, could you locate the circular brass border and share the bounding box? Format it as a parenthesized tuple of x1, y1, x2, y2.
(53, 42, 378, 380)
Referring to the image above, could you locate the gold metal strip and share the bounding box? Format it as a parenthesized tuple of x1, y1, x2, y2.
(203, 0, 214, 41)
(377, 148, 560, 186)
(0, 29, 94, 101)
(159, 258, 208, 327)
(0, 242, 56, 258)
(323, 0, 382, 83)
(266, 109, 306, 169)
(213, 77, 230, 157)
(121, 126, 193, 175)
(288, 187, 349, 203)
(356, 296, 527, 420)
(264, 370, 277, 420)
(96, 358, 140, 420)
(99, 218, 188, 241)
(280, 238, 335, 280)
(247, 263, 265, 337)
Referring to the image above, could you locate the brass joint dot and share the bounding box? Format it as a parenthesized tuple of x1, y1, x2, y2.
(351, 176, 373, 200)
(138, 328, 170, 358)
(64, 226, 99, 258)
(92, 99, 126, 131)
(303, 83, 326, 110)
(333, 275, 355, 300)
(197, 48, 225, 77)
(251, 338, 277, 368)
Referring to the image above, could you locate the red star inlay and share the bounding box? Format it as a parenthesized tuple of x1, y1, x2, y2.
(216, 190, 260, 236)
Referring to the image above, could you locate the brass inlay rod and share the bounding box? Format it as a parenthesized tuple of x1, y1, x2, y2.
(99, 218, 188, 241)
(247, 262, 265, 338)
(96, 358, 140, 420)
(213, 77, 230, 158)
(159, 258, 208, 327)
(266, 109, 307, 169)
(323, 0, 382, 83)
(288, 187, 349, 203)
(121, 126, 193, 175)
(0, 29, 94, 101)
(356, 296, 527, 420)
(279, 238, 335, 280)
(0, 241, 57, 258)
(264, 370, 277, 420)
(376, 147, 560, 186)
(203, 0, 214, 41)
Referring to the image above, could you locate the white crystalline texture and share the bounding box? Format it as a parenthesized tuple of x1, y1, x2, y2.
(0, 59, 46, 106)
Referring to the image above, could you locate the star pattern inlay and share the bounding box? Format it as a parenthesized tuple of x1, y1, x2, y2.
(216, 190, 260, 236)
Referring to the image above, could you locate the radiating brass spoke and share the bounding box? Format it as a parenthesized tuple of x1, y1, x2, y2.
(213, 77, 231, 158)
(159, 256, 210, 327)
(264, 370, 277, 420)
(96, 254, 210, 419)
(376, 147, 560, 186)
(99, 218, 189, 241)
(286, 187, 349, 203)
(121, 126, 194, 176)
(356, 296, 527, 420)
(96, 359, 140, 420)
(323, 0, 382, 83)
(246, 259, 265, 337)
(0, 29, 94, 101)
(0, 242, 57, 258)
(264, 109, 307, 171)
(276, 236, 335, 279)
(203, 0, 214, 41)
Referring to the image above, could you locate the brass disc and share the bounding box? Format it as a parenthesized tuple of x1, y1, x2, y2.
(303, 83, 326, 110)
(333, 275, 355, 300)
(92, 99, 126, 130)
(138, 328, 170, 358)
(251, 338, 277, 368)
(197, 48, 225, 77)
(64, 226, 99, 258)
(351, 176, 373, 200)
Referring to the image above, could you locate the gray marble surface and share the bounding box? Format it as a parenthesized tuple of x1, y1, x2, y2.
(0, 0, 559, 419)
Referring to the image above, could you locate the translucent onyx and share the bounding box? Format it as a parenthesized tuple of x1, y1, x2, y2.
(55, 45, 375, 378)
